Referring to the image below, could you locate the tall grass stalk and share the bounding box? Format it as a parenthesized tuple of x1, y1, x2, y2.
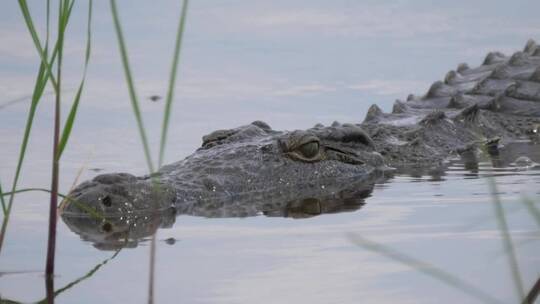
(0, 181, 6, 215)
(153, 3, 189, 303)
(110, 0, 155, 173)
(158, 0, 189, 167)
(45, 274, 54, 303)
(45, 0, 70, 278)
(148, 234, 156, 304)
(58, 0, 93, 157)
(110, 1, 189, 303)
(109, 1, 157, 299)
(523, 277, 540, 304)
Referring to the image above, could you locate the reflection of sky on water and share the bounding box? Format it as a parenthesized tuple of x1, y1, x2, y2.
(2, 167, 539, 304)
(1, 1, 540, 303)
(2, 1, 540, 123)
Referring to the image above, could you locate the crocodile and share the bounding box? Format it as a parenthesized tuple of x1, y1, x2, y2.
(61, 40, 540, 246)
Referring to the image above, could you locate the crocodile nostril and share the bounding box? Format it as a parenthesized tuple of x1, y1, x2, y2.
(101, 222, 112, 232)
(101, 195, 112, 207)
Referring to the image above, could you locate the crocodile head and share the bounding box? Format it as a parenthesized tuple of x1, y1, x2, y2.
(61, 173, 177, 216)
(61, 121, 388, 219)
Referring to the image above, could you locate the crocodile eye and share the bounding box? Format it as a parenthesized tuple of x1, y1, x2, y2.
(280, 132, 322, 162)
(297, 141, 319, 159)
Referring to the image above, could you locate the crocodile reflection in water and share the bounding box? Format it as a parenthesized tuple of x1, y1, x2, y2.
(61, 41, 540, 249)
(62, 176, 381, 250)
(61, 141, 539, 250)
(394, 141, 540, 180)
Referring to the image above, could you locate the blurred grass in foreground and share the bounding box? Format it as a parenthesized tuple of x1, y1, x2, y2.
(349, 161, 540, 304)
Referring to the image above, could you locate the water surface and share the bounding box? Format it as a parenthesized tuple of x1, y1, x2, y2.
(1, 1, 540, 303)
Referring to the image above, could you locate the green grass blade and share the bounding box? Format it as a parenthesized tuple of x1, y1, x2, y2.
(2, 187, 67, 199)
(151, 3, 190, 302)
(487, 178, 526, 301)
(0, 180, 6, 215)
(57, 0, 93, 158)
(40, 249, 122, 304)
(1, 187, 104, 223)
(0, 0, 54, 253)
(522, 277, 540, 304)
(347, 233, 503, 304)
(158, 0, 189, 167)
(18, 0, 75, 94)
(57, 82, 84, 158)
(1, 249, 121, 304)
(17, 0, 59, 93)
(110, 0, 155, 173)
(45, 0, 71, 278)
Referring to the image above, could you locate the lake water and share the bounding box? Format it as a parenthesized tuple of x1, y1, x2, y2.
(1, 1, 540, 303)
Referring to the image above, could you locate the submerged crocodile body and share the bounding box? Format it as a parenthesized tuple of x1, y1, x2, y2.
(62, 40, 540, 248)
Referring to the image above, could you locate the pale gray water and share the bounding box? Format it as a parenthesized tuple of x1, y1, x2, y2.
(1, 1, 540, 303)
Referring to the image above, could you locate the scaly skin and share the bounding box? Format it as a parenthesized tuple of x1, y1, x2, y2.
(61, 40, 540, 248)
(62, 120, 387, 217)
(362, 40, 540, 167)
